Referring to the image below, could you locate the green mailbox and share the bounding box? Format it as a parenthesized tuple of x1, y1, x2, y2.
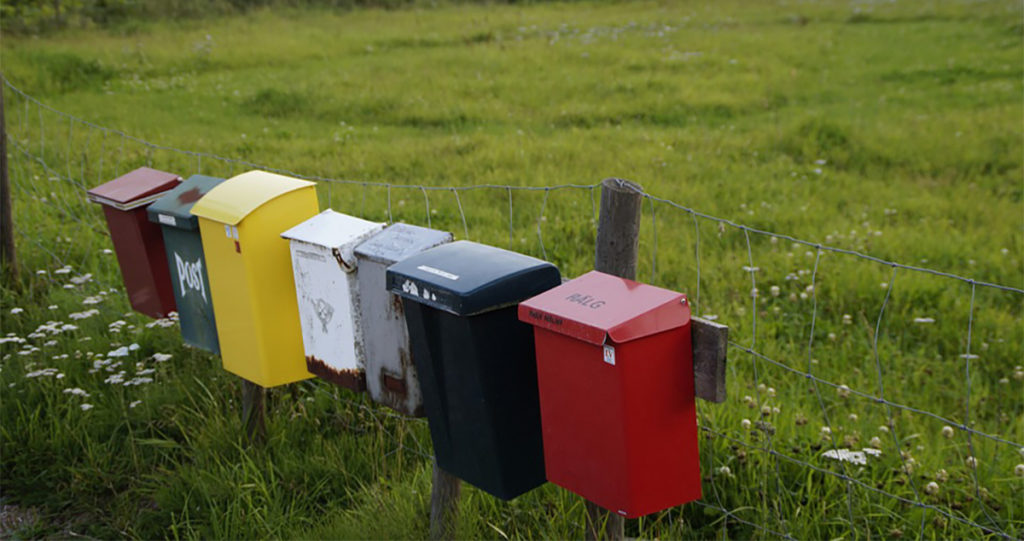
(147, 174, 226, 354)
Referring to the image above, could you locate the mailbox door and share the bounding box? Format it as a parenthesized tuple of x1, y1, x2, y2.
(402, 300, 547, 500)
(199, 188, 316, 387)
(289, 241, 364, 390)
(357, 258, 423, 414)
(198, 216, 263, 383)
(103, 205, 177, 318)
(160, 226, 219, 354)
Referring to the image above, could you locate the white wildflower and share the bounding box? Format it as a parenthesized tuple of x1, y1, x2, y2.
(769, 285, 780, 297)
(129, 400, 142, 409)
(1014, 464, 1024, 478)
(63, 388, 90, 398)
(69, 273, 93, 285)
(924, 482, 939, 495)
(128, 343, 140, 351)
(941, 426, 954, 439)
(862, 448, 881, 457)
(848, 413, 858, 422)
(935, 469, 949, 482)
(36, 269, 48, 275)
(48, 305, 58, 310)
(82, 296, 103, 305)
(842, 314, 852, 325)
(54, 266, 72, 275)
(80, 403, 93, 411)
(965, 456, 977, 468)
(10, 307, 24, 314)
(717, 466, 733, 477)
(152, 353, 172, 362)
(102, 248, 113, 255)
(913, 317, 935, 324)
(136, 368, 155, 376)
(837, 384, 851, 398)
(741, 418, 752, 430)
(107, 346, 130, 358)
(823, 449, 866, 465)
(767, 387, 776, 398)
(69, 309, 99, 320)
(869, 436, 883, 449)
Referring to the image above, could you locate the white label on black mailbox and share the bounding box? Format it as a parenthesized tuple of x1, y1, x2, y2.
(158, 214, 176, 227)
(416, 265, 459, 281)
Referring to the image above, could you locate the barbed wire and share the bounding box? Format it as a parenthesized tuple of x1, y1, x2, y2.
(3, 75, 1021, 540)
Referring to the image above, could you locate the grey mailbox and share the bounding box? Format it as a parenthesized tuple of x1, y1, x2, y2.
(354, 223, 453, 416)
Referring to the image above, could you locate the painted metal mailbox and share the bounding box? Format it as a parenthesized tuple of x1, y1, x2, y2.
(190, 170, 319, 388)
(386, 241, 561, 500)
(281, 209, 385, 390)
(87, 166, 181, 318)
(353, 223, 453, 416)
(146, 174, 226, 354)
(518, 270, 701, 518)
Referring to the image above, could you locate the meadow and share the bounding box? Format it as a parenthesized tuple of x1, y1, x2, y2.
(1, 0, 1022, 538)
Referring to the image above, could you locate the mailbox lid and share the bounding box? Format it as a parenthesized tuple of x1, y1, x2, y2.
(386, 240, 560, 316)
(281, 209, 385, 267)
(355, 223, 453, 266)
(87, 167, 181, 210)
(518, 270, 690, 346)
(147, 174, 226, 231)
(189, 170, 315, 226)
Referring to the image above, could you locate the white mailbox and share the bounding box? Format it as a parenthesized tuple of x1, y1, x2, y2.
(354, 223, 453, 416)
(281, 209, 385, 390)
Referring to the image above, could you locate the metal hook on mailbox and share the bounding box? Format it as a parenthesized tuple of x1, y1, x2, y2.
(332, 247, 356, 273)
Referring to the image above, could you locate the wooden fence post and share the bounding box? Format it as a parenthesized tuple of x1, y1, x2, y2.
(430, 459, 461, 540)
(587, 176, 645, 540)
(241, 379, 266, 445)
(0, 79, 19, 287)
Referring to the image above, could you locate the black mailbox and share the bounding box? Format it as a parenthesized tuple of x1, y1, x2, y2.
(386, 240, 561, 500)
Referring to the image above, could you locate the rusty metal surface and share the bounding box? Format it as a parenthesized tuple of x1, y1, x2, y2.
(307, 356, 366, 391)
(354, 224, 451, 417)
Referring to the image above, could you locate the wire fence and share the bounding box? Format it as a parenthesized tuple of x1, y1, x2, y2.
(3, 75, 1022, 539)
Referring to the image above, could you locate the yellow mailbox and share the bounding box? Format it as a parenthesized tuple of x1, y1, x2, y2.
(190, 170, 320, 387)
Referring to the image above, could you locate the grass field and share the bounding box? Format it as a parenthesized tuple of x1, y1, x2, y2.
(1, 0, 1022, 538)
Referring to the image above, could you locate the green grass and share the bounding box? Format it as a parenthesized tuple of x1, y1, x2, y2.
(2, 0, 1022, 538)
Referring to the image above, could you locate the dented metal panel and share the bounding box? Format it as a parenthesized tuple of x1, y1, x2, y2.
(282, 210, 385, 390)
(354, 223, 453, 416)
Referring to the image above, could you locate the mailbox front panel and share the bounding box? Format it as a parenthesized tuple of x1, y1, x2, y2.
(200, 188, 317, 387)
(402, 300, 547, 500)
(160, 226, 219, 353)
(103, 205, 177, 318)
(533, 325, 701, 518)
(289, 241, 364, 390)
(357, 258, 423, 414)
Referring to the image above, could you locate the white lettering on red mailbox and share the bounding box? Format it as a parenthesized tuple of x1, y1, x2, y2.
(566, 293, 605, 309)
(174, 253, 207, 302)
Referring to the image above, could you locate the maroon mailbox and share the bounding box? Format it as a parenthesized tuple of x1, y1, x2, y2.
(88, 167, 181, 318)
(518, 270, 701, 518)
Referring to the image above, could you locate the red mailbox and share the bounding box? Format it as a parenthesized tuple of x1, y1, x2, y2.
(87, 167, 181, 318)
(518, 270, 700, 518)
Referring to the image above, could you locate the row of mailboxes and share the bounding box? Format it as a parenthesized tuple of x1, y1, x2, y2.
(88, 167, 702, 518)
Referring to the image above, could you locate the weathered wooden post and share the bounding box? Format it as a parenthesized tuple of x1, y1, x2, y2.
(241, 380, 266, 445)
(587, 176, 644, 540)
(0, 79, 19, 287)
(430, 459, 461, 541)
